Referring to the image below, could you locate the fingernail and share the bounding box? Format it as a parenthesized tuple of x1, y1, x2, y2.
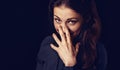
(52, 33, 54, 36)
(50, 44, 53, 47)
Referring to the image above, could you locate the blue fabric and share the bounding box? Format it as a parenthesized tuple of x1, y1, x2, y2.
(36, 36, 107, 70)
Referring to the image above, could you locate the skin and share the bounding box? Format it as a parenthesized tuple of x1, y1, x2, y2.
(50, 5, 84, 67)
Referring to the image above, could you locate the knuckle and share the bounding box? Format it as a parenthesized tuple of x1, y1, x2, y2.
(61, 34, 64, 37)
(67, 33, 70, 37)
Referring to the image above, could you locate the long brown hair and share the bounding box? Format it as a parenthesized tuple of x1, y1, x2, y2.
(48, 0, 101, 69)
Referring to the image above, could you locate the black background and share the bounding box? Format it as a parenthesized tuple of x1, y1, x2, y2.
(1, 0, 120, 70)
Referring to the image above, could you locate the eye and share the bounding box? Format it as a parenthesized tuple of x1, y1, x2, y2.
(67, 20, 78, 25)
(54, 18, 61, 24)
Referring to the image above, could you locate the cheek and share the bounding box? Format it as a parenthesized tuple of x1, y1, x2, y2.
(69, 23, 81, 37)
(54, 22, 59, 32)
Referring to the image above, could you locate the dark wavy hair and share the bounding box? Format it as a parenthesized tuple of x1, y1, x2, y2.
(48, 0, 101, 69)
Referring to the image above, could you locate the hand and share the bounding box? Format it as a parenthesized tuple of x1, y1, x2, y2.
(50, 26, 80, 67)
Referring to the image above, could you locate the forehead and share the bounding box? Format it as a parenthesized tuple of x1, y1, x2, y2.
(53, 6, 81, 19)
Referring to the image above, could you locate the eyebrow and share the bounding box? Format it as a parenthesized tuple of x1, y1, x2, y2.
(54, 15, 60, 19)
(54, 15, 79, 20)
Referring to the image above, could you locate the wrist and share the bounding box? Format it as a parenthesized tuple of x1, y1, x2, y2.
(64, 58, 77, 67)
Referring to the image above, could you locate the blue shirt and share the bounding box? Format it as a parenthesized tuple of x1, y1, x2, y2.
(36, 36, 107, 70)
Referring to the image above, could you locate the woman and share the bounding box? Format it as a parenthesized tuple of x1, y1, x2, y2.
(36, 0, 107, 70)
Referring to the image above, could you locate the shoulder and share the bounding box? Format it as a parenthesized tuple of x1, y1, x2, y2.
(96, 42, 107, 70)
(40, 36, 54, 46)
(37, 36, 58, 61)
(96, 42, 107, 61)
(96, 42, 107, 56)
(36, 36, 60, 70)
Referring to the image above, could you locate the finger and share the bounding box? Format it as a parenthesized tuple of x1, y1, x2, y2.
(64, 26, 72, 46)
(58, 26, 67, 43)
(50, 44, 59, 52)
(75, 42, 80, 54)
(52, 33, 61, 45)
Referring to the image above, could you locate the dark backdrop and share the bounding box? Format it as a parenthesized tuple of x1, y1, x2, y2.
(1, 0, 120, 70)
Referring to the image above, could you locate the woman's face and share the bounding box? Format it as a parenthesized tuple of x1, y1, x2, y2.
(53, 5, 84, 39)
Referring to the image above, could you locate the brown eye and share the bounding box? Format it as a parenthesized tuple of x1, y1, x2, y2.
(67, 20, 78, 25)
(54, 18, 61, 24)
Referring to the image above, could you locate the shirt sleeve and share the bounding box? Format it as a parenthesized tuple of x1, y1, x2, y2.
(63, 67, 74, 70)
(36, 36, 59, 70)
(96, 43, 107, 70)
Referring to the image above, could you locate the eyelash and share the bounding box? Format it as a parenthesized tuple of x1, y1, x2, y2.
(67, 20, 78, 25)
(54, 18, 61, 23)
(54, 18, 78, 25)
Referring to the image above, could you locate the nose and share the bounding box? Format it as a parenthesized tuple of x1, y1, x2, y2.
(60, 22, 67, 32)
